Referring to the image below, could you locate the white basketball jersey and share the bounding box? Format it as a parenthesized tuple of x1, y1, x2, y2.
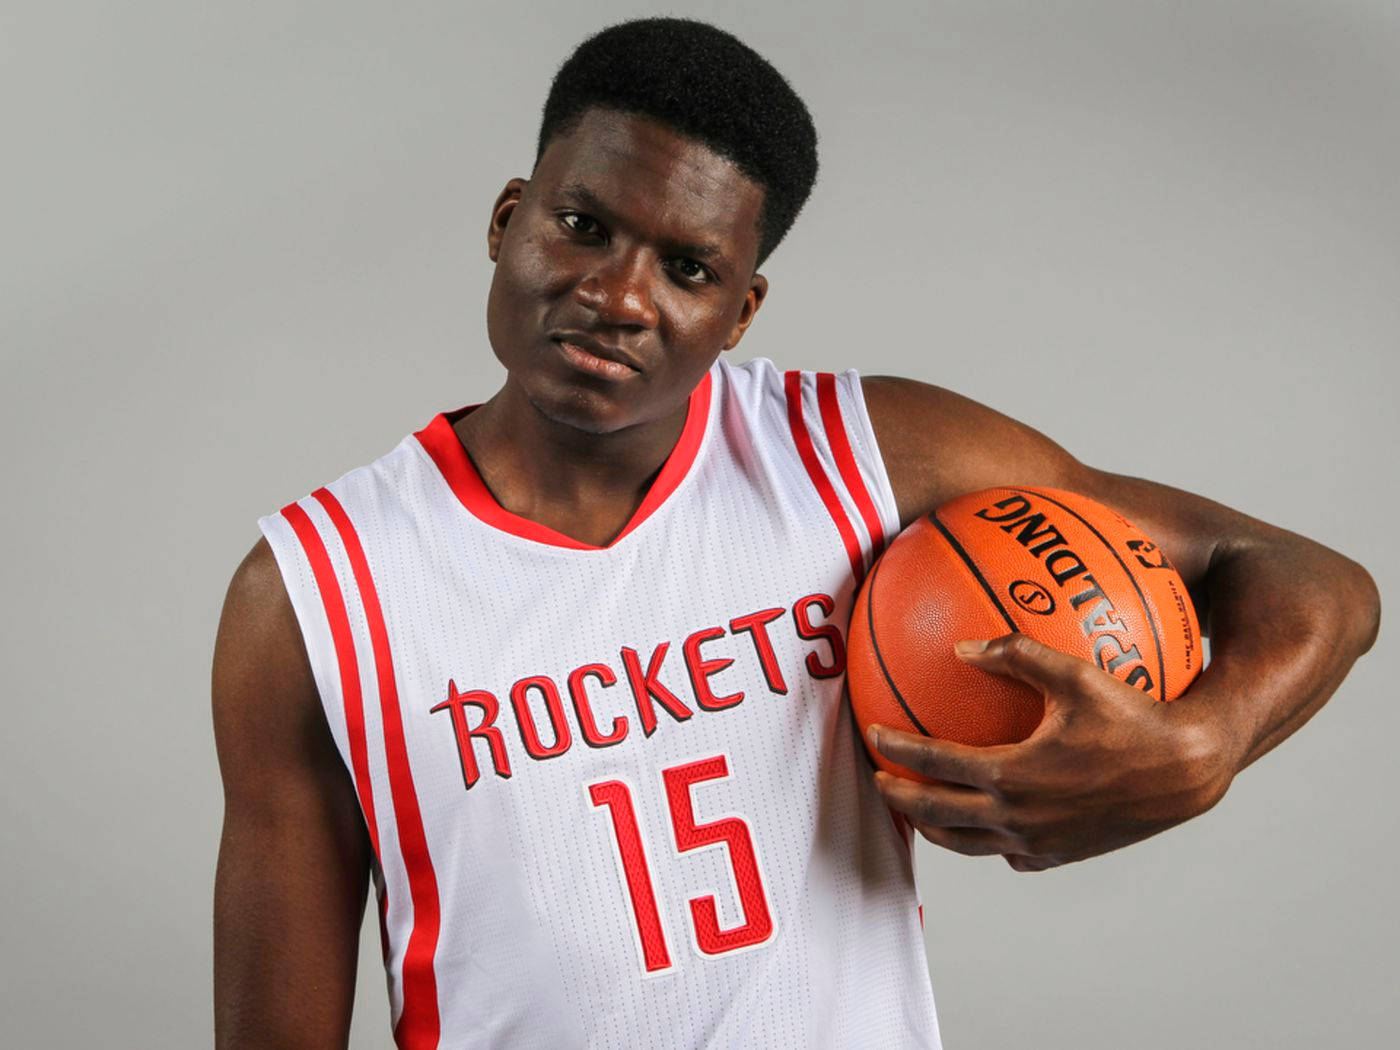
(258, 356, 942, 1050)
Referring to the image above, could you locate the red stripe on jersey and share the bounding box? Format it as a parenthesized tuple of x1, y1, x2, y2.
(621, 370, 713, 542)
(279, 501, 384, 867)
(312, 487, 442, 1050)
(784, 370, 866, 581)
(815, 372, 888, 562)
(413, 370, 714, 550)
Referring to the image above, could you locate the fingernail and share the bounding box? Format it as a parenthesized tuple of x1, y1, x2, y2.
(955, 639, 989, 656)
(866, 725, 881, 749)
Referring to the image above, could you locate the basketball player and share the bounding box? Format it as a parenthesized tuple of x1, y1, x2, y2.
(212, 17, 1379, 1049)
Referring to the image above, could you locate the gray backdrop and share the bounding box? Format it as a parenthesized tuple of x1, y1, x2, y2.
(4, 1, 1396, 1046)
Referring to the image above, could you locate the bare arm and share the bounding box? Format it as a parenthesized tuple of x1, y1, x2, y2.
(860, 375, 1380, 869)
(213, 538, 372, 1047)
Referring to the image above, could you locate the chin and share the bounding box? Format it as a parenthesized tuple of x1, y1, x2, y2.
(525, 381, 631, 435)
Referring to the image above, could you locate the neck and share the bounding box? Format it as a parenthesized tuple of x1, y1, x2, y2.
(451, 378, 694, 544)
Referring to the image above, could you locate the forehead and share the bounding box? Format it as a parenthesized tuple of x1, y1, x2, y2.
(532, 108, 764, 264)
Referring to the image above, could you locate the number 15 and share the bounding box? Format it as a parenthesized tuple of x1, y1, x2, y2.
(586, 753, 775, 975)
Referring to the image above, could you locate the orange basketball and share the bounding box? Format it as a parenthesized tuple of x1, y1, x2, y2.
(847, 486, 1202, 780)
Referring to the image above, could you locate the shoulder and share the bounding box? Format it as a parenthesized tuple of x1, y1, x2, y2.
(714, 353, 783, 395)
(213, 538, 318, 732)
(218, 538, 295, 663)
(224, 535, 289, 614)
(716, 354, 868, 416)
(858, 374, 1092, 527)
(259, 423, 434, 547)
(860, 373, 1039, 449)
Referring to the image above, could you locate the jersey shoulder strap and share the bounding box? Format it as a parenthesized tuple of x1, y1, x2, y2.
(254, 437, 423, 780)
(721, 355, 903, 576)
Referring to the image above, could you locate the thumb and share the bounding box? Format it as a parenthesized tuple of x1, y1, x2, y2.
(955, 632, 1097, 701)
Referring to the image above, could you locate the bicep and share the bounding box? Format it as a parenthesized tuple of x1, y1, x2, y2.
(212, 538, 371, 1049)
(861, 375, 1272, 608)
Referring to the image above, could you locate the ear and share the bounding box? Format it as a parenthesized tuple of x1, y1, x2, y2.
(721, 273, 769, 350)
(487, 178, 528, 262)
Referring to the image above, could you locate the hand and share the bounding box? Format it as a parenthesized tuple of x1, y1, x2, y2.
(866, 633, 1240, 872)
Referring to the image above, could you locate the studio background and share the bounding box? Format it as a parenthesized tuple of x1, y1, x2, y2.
(3, 1, 1396, 1046)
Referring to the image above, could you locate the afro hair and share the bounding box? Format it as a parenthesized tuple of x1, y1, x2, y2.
(535, 17, 819, 270)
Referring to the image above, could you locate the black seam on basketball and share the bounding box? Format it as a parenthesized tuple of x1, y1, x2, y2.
(865, 550, 934, 738)
(1012, 488, 1167, 701)
(928, 511, 1022, 635)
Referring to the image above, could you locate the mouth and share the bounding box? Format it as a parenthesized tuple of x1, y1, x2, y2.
(549, 333, 641, 380)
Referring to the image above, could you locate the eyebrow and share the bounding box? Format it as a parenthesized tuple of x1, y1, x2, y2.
(557, 182, 733, 269)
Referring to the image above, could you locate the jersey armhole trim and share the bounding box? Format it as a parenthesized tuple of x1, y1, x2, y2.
(276, 499, 387, 868)
(816, 372, 889, 562)
(839, 370, 904, 546)
(782, 369, 867, 581)
(307, 486, 445, 1049)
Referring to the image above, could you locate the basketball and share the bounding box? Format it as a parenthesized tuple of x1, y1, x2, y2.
(848, 486, 1202, 780)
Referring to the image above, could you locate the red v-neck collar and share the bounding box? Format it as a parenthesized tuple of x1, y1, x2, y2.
(413, 370, 714, 551)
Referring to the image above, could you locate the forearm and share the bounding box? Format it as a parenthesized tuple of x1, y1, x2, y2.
(1184, 530, 1380, 776)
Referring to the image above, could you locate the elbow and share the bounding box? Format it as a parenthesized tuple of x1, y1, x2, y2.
(1289, 537, 1380, 658)
(1320, 549, 1381, 657)
(1349, 558, 1382, 656)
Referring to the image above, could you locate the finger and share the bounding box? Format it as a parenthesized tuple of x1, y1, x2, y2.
(872, 770, 1003, 830)
(867, 725, 1015, 792)
(954, 633, 1098, 696)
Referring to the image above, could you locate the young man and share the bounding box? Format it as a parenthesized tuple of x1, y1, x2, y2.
(212, 17, 1379, 1050)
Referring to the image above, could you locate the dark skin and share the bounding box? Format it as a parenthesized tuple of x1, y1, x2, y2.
(213, 109, 771, 1047)
(859, 381, 1380, 871)
(212, 541, 369, 1048)
(212, 107, 1381, 1043)
(456, 107, 767, 546)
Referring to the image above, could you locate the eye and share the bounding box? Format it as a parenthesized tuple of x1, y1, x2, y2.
(669, 257, 713, 285)
(559, 211, 602, 237)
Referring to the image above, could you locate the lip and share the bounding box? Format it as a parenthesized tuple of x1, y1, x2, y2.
(550, 331, 642, 374)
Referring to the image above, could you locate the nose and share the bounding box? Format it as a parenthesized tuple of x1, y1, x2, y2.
(572, 246, 660, 330)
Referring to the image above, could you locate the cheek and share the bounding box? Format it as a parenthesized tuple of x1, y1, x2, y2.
(487, 236, 573, 334)
(505, 218, 581, 288)
(670, 297, 740, 349)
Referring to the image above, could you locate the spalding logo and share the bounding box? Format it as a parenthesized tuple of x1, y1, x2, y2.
(1009, 579, 1055, 615)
